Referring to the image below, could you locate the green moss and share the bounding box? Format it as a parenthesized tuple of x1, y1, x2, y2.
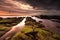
(11, 32, 32, 40)
(0, 25, 11, 31)
(0, 18, 60, 40)
(21, 26, 33, 33)
(52, 34, 60, 40)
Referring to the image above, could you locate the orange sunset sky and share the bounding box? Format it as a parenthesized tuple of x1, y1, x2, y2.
(0, 11, 37, 16)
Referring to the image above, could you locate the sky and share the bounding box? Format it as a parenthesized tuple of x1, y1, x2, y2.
(0, 0, 60, 16)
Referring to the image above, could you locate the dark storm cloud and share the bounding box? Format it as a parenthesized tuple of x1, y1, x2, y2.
(13, 0, 60, 10)
(0, 0, 40, 13)
(0, 0, 60, 11)
(0, 0, 42, 15)
(20, 0, 60, 10)
(0, 0, 60, 15)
